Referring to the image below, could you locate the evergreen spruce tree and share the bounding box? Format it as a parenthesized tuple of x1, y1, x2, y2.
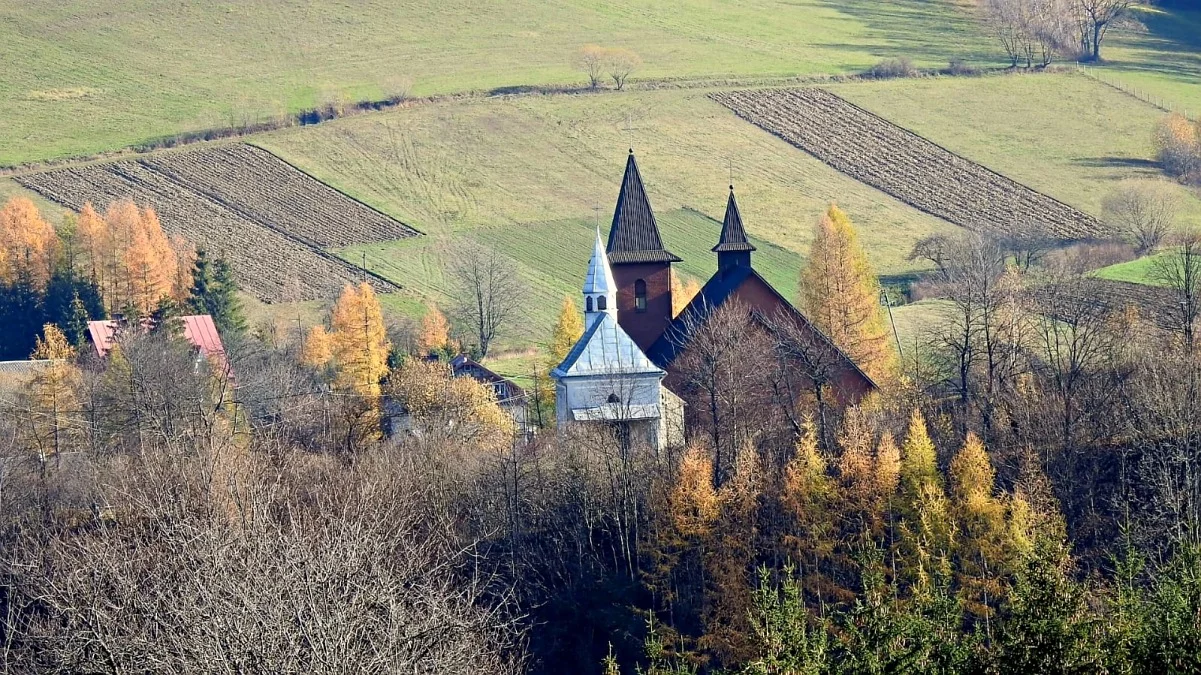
(188, 248, 246, 336)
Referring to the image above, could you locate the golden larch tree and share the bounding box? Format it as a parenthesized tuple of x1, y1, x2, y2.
(330, 283, 391, 399)
(671, 270, 702, 317)
(75, 202, 109, 284)
(23, 324, 81, 460)
(0, 197, 57, 289)
(782, 419, 843, 604)
(417, 304, 453, 356)
(701, 444, 760, 666)
(799, 203, 896, 383)
(549, 296, 584, 364)
(949, 432, 1007, 619)
(102, 200, 180, 314)
(301, 325, 335, 369)
(898, 409, 954, 574)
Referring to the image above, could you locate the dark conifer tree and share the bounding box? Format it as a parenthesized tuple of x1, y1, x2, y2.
(188, 249, 246, 336)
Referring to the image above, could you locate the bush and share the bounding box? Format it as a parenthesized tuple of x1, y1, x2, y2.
(946, 58, 979, 76)
(1154, 113, 1201, 184)
(866, 57, 918, 79)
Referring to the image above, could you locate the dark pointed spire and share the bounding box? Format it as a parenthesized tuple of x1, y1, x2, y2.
(606, 150, 681, 264)
(712, 186, 755, 253)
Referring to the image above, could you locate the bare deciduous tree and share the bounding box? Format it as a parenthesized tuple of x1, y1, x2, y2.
(1102, 179, 1181, 254)
(605, 48, 641, 91)
(1152, 228, 1201, 351)
(1075, 0, 1137, 61)
(447, 242, 523, 357)
(571, 45, 607, 88)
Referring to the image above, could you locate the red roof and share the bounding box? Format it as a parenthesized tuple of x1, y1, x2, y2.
(87, 316, 228, 374)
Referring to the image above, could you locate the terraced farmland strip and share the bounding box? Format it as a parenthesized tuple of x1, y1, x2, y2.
(16, 144, 411, 302)
(712, 88, 1109, 241)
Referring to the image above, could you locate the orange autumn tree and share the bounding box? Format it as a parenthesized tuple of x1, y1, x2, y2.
(75, 202, 109, 285)
(301, 325, 335, 369)
(417, 304, 452, 356)
(330, 282, 390, 399)
(100, 200, 183, 314)
(0, 197, 57, 290)
(22, 324, 81, 459)
(799, 203, 896, 383)
(671, 270, 702, 317)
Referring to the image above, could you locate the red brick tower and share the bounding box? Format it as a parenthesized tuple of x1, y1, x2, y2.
(606, 150, 681, 352)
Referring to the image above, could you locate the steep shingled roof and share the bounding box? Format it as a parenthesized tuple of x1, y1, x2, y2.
(712, 187, 756, 253)
(606, 151, 681, 265)
(644, 265, 876, 390)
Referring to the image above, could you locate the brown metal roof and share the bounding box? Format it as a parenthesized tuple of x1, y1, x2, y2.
(712, 187, 756, 252)
(606, 151, 681, 265)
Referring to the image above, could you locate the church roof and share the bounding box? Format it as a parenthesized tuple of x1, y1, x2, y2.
(712, 187, 756, 252)
(606, 151, 681, 265)
(553, 312, 665, 379)
(644, 265, 876, 389)
(584, 227, 617, 297)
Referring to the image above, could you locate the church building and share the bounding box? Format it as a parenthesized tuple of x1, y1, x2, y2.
(552, 150, 875, 448)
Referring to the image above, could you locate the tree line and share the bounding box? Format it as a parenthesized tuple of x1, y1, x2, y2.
(5, 197, 1201, 673)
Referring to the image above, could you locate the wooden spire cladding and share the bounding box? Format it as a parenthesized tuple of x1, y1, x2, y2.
(713, 186, 755, 253)
(606, 150, 681, 264)
(714, 186, 754, 272)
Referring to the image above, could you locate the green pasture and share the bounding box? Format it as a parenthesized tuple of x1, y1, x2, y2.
(0, 0, 989, 166)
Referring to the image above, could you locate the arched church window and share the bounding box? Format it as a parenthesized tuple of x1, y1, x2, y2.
(586, 296, 593, 312)
(635, 279, 647, 312)
(597, 296, 607, 311)
(607, 393, 620, 404)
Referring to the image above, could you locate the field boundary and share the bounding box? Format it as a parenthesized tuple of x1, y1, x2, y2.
(815, 88, 1106, 235)
(713, 87, 1108, 241)
(1, 68, 1030, 176)
(246, 143, 424, 237)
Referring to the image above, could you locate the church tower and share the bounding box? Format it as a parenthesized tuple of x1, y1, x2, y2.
(606, 150, 682, 352)
(713, 185, 755, 274)
(582, 227, 617, 328)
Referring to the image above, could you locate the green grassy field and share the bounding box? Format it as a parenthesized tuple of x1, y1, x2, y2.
(0, 0, 990, 167)
(1100, 6, 1201, 115)
(1094, 252, 1172, 285)
(251, 86, 962, 344)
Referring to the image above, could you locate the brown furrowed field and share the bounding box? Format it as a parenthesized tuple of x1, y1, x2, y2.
(713, 88, 1110, 242)
(17, 144, 418, 302)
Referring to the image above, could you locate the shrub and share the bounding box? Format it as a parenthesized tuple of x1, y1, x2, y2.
(946, 58, 979, 76)
(1154, 113, 1201, 184)
(866, 57, 917, 79)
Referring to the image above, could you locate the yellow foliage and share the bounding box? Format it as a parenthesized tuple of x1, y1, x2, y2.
(417, 304, 452, 355)
(387, 359, 516, 450)
(900, 409, 940, 500)
(102, 200, 181, 314)
(301, 325, 334, 369)
(838, 408, 875, 504)
(76, 202, 108, 282)
(549, 295, 584, 364)
(22, 324, 81, 458)
(874, 431, 901, 499)
(950, 433, 995, 505)
(330, 283, 391, 399)
(671, 270, 701, 318)
(670, 443, 720, 538)
(799, 203, 897, 383)
(0, 197, 57, 289)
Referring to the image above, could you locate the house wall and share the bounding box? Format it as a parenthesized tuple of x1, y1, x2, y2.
(612, 262, 673, 353)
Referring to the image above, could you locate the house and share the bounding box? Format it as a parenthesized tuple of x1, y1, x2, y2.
(552, 151, 875, 448)
(86, 314, 231, 382)
(447, 354, 533, 433)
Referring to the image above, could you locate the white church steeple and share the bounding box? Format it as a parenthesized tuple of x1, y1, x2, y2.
(583, 226, 617, 328)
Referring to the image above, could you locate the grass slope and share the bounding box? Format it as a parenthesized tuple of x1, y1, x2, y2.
(0, 0, 990, 166)
(254, 87, 958, 343)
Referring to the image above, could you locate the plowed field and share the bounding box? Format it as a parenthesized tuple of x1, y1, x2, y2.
(713, 88, 1110, 241)
(16, 144, 418, 302)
